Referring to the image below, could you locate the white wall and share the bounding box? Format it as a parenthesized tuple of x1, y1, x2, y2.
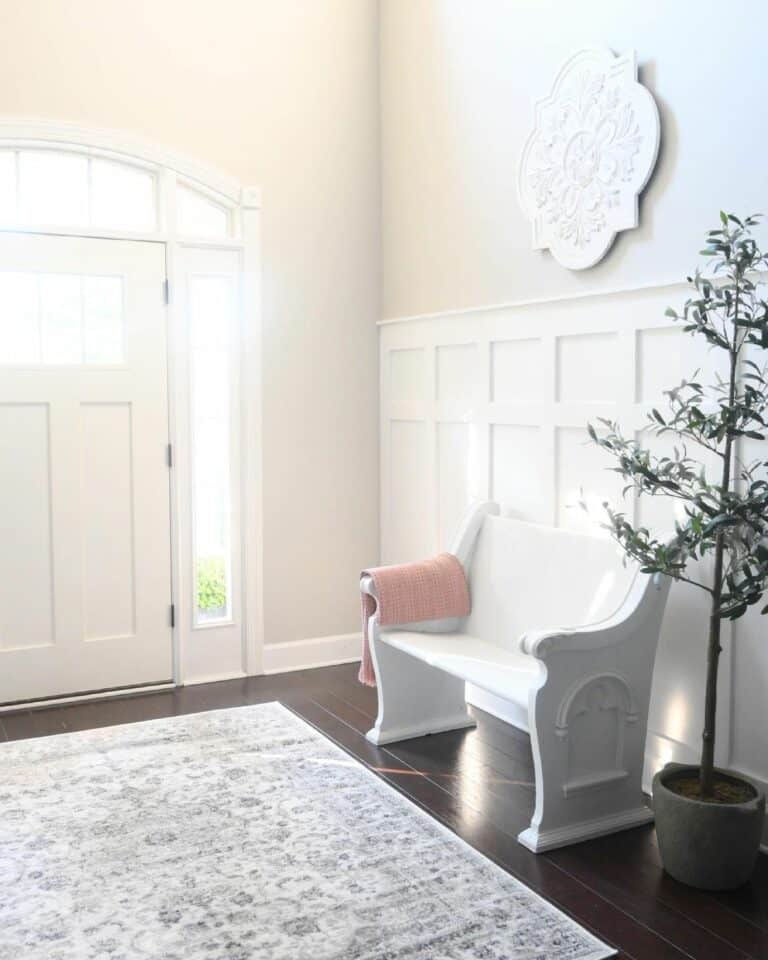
(381, 0, 768, 319)
(380, 0, 768, 807)
(0, 0, 380, 662)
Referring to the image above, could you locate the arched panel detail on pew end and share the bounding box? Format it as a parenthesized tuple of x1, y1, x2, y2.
(555, 672, 639, 798)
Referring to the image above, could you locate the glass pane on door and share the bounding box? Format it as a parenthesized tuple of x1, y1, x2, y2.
(83, 276, 124, 363)
(0, 273, 39, 364)
(0, 272, 124, 366)
(40, 274, 82, 364)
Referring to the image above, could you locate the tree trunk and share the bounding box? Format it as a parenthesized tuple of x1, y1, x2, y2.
(700, 342, 738, 799)
(700, 567, 723, 798)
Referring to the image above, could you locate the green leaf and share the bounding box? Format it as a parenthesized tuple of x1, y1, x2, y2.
(580, 211, 768, 629)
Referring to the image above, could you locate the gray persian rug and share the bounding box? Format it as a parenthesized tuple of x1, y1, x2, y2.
(0, 702, 614, 960)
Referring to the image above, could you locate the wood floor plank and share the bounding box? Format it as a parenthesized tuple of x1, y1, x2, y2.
(312, 687, 536, 785)
(0, 667, 337, 740)
(547, 842, 757, 960)
(712, 854, 768, 932)
(2, 688, 198, 739)
(309, 690, 534, 835)
(552, 827, 768, 950)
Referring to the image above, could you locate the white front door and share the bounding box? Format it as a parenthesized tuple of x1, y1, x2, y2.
(0, 233, 173, 703)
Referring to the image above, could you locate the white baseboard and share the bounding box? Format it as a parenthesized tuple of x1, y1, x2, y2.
(261, 633, 362, 675)
(181, 671, 246, 687)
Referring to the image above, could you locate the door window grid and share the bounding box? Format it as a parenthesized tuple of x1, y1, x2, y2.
(0, 271, 124, 366)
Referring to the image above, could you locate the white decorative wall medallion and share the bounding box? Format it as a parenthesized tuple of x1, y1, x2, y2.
(518, 48, 660, 270)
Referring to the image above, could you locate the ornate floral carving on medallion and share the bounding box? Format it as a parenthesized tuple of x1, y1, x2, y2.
(518, 49, 660, 270)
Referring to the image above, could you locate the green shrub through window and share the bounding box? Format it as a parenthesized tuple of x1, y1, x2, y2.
(196, 555, 227, 616)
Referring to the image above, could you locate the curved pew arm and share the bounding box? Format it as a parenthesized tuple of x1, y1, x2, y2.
(519, 570, 669, 660)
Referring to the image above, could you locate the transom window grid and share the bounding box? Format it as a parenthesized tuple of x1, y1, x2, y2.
(0, 147, 235, 240)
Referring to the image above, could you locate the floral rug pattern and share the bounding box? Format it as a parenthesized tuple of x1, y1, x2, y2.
(0, 702, 614, 959)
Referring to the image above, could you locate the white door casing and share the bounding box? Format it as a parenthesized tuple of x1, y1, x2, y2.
(0, 123, 264, 697)
(0, 233, 172, 702)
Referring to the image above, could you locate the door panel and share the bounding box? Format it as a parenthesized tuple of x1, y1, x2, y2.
(0, 233, 172, 702)
(80, 402, 135, 640)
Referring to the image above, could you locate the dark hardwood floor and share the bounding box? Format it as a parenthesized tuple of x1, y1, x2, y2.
(2, 663, 766, 960)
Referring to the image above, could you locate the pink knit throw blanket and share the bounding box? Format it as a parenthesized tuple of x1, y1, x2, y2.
(358, 553, 470, 686)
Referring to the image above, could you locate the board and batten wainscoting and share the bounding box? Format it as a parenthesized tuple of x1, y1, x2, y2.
(379, 281, 768, 846)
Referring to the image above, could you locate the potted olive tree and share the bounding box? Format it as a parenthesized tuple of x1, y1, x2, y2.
(588, 213, 766, 890)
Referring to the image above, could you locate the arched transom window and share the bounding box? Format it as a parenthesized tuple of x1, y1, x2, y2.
(0, 145, 234, 239)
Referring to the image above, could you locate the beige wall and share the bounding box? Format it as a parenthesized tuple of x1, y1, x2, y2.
(0, 0, 380, 647)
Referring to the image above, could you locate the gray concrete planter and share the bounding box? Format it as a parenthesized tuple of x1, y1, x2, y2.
(653, 762, 765, 890)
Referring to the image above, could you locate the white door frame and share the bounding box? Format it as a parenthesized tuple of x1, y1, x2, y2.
(0, 119, 264, 694)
